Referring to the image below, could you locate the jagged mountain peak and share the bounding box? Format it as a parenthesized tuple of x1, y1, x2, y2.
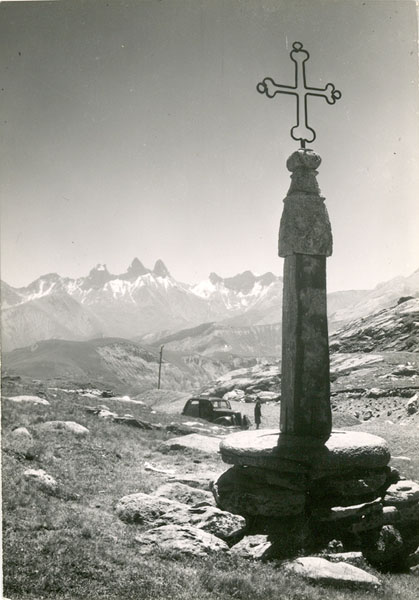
(23, 272, 61, 289)
(153, 259, 170, 278)
(120, 258, 150, 280)
(90, 263, 109, 274)
(82, 264, 113, 289)
(209, 272, 223, 285)
(208, 270, 278, 294)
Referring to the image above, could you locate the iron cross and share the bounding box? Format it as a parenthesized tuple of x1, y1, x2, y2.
(257, 42, 341, 147)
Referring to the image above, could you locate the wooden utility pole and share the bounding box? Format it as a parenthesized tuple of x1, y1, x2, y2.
(157, 345, 164, 389)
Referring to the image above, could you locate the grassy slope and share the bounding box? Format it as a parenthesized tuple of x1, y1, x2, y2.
(2, 380, 419, 600)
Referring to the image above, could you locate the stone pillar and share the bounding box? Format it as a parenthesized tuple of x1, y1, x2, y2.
(278, 149, 332, 440)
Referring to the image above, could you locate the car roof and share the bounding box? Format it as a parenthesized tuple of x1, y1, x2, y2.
(188, 396, 227, 402)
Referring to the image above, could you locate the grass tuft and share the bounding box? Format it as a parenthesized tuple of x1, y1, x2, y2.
(2, 379, 419, 599)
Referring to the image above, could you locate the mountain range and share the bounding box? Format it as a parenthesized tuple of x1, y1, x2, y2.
(2, 259, 419, 354)
(3, 297, 418, 395)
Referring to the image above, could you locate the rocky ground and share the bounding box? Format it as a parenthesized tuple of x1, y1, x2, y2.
(2, 375, 419, 599)
(197, 350, 419, 429)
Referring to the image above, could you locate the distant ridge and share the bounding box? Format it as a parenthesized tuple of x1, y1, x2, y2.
(2, 337, 253, 393)
(1, 260, 418, 353)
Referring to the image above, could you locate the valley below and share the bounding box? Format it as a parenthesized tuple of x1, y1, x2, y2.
(2, 265, 419, 600)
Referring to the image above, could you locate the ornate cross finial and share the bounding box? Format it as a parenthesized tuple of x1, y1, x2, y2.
(257, 42, 341, 148)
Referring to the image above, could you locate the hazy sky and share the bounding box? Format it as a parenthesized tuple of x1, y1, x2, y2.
(1, 0, 418, 292)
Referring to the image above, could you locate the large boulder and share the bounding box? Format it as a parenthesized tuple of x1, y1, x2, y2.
(135, 524, 228, 557)
(5, 395, 50, 406)
(156, 502, 246, 541)
(4, 427, 35, 456)
(11, 426, 32, 438)
(362, 525, 408, 569)
(229, 535, 272, 559)
(115, 492, 185, 524)
(36, 421, 89, 436)
(384, 480, 419, 506)
(152, 482, 214, 505)
(281, 556, 381, 589)
(311, 498, 385, 534)
(23, 469, 58, 495)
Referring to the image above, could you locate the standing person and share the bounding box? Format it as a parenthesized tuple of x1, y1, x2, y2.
(254, 398, 262, 430)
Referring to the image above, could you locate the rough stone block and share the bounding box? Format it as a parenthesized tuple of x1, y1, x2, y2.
(281, 556, 381, 589)
(135, 524, 228, 557)
(384, 480, 419, 507)
(212, 466, 305, 517)
(278, 194, 332, 257)
(219, 430, 390, 474)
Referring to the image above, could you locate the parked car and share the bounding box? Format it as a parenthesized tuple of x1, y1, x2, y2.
(182, 396, 250, 429)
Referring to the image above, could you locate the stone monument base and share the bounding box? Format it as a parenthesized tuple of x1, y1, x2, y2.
(211, 429, 419, 569)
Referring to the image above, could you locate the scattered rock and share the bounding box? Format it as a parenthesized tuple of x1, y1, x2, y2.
(11, 426, 32, 439)
(144, 462, 176, 476)
(3, 427, 35, 457)
(135, 524, 228, 557)
(156, 503, 246, 541)
(229, 534, 272, 559)
(322, 552, 365, 568)
(97, 409, 118, 420)
(165, 422, 224, 436)
(115, 492, 184, 524)
(161, 434, 223, 455)
(392, 365, 418, 377)
(367, 388, 384, 399)
(281, 556, 381, 589)
(5, 395, 50, 406)
(362, 525, 406, 569)
(36, 421, 89, 436)
(384, 480, 419, 506)
(23, 469, 58, 494)
(223, 389, 245, 401)
(406, 394, 418, 415)
(114, 416, 157, 429)
(152, 482, 214, 505)
(362, 410, 373, 421)
(311, 498, 383, 523)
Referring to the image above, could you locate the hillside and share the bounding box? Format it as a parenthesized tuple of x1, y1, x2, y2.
(330, 296, 419, 353)
(330, 269, 419, 328)
(2, 338, 254, 394)
(199, 297, 419, 425)
(1, 293, 103, 350)
(147, 322, 281, 358)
